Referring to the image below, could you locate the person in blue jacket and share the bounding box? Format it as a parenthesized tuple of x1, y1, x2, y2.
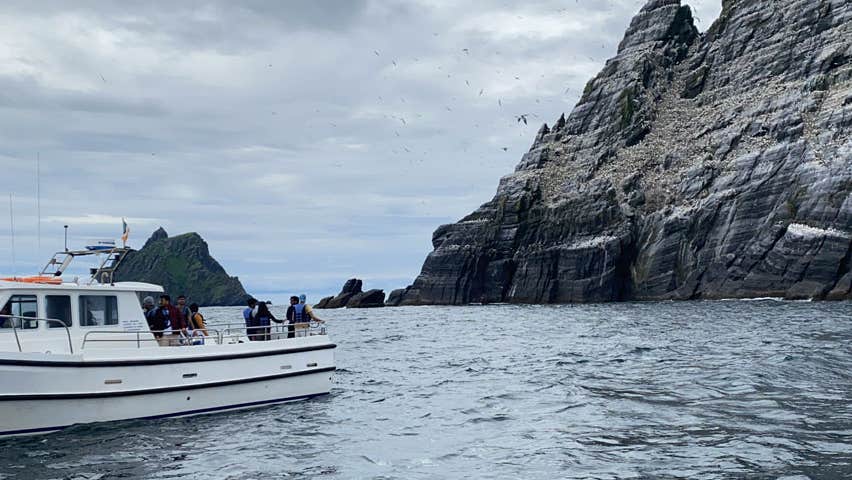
(252, 301, 278, 341)
(286, 295, 311, 338)
(243, 297, 258, 341)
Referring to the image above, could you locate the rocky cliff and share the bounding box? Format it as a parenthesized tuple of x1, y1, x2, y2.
(115, 227, 248, 306)
(398, 0, 852, 305)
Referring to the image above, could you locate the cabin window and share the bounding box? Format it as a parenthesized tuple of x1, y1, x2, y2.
(0, 295, 39, 329)
(79, 296, 119, 327)
(46, 295, 73, 328)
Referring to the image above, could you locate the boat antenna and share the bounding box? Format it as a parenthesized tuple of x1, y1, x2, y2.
(64, 225, 69, 252)
(9, 194, 16, 279)
(36, 152, 41, 254)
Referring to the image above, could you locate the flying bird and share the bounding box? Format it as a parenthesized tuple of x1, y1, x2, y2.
(501, 147, 508, 151)
(516, 114, 529, 125)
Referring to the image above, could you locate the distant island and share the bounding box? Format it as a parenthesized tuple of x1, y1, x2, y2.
(114, 227, 247, 306)
(393, 0, 852, 305)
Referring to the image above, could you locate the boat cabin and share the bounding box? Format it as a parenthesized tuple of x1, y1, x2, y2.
(0, 281, 163, 354)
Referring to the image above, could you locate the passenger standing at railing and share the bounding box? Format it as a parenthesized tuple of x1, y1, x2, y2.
(176, 295, 192, 332)
(252, 301, 279, 341)
(286, 296, 311, 338)
(148, 296, 170, 346)
(244, 297, 258, 341)
(299, 294, 325, 324)
(142, 296, 157, 332)
(153, 295, 187, 346)
(188, 303, 208, 337)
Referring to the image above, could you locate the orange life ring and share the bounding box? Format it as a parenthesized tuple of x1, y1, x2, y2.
(1, 275, 63, 284)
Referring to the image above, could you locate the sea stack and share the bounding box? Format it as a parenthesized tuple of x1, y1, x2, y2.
(397, 0, 852, 304)
(316, 279, 386, 308)
(115, 227, 248, 306)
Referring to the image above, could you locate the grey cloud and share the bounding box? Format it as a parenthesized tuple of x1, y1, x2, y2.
(1, 1, 370, 54)
(0, 75, 167, 116)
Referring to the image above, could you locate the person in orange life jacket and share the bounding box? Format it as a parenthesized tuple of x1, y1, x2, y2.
(251, 300, 279, 341)
(153, 295, 187, 346)
(286, 295, 312, 338)
(188, 303, 208, 337)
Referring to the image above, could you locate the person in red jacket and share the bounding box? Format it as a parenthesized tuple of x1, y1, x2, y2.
(153, 294, 187, 346)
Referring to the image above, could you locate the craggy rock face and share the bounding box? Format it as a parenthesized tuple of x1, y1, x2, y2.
(399, 0, 852, 304)
(115, 228, 249, 306)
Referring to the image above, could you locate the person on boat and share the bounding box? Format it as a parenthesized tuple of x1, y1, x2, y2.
(148, 296, 170, 346)
(142, 296, 157, 331)
(244, 297, 258, 341)
(176, 295, 192, 329)
(188, 303, 208, 338)
(299, 294, 325, 324)
(252, 301, 279, 341)
(286, 295, 311, 338)
(153, 295, 187, 346)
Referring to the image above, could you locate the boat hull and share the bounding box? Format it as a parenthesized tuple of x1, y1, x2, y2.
(0, 339, 335, 437)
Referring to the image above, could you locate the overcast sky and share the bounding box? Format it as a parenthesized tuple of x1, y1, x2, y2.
(0, 0, 721, 302)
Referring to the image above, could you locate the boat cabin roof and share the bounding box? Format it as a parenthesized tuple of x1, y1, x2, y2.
(0, 280, 163, 293)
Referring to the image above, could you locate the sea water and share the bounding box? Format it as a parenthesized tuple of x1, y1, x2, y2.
(1, 300, 851, 479)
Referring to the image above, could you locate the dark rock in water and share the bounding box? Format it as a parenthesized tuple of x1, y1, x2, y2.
(316, 279, 387, 308)
(386, 288, 408, 306)
(330, 278, 362, 308)
(316, 278, 363, 309)
(115, 228, 248, 306)
(323, 292, 358, 309)
(347, 289, 386, 308)
(398, 0, 852, 305)
(315, 296, 334, 309)
(341, 278, 363, 295)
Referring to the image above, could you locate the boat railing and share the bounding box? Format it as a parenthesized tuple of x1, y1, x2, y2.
(79, 321, 325, 349)
(209, 321, 327, 344)
(0, 314, 75, 354)
(81, 329, 223, 349)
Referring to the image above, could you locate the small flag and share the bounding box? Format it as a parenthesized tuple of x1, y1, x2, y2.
(121, 218, 129, 246)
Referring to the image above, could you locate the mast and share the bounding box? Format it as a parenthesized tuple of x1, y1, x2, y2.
(36, 153, 41, 254)
(9, 194, 16, 278)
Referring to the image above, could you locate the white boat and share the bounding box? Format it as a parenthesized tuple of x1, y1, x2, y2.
(0, 248, 335, 437)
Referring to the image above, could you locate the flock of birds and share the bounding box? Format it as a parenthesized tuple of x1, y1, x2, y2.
(342, 43, 586, 163)
(87, 1, 717, 168)
(348, 0, 715, 165)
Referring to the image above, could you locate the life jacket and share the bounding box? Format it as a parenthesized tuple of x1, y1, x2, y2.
(292, 303, 309, 324)
(154, 306, 172, 333)
(190, 312, 204, 331)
